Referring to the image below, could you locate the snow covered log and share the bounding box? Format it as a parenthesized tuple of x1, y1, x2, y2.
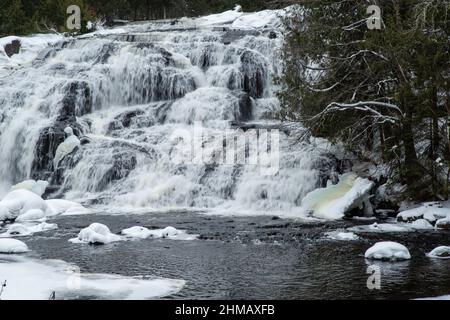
(302, 173, 374, 220)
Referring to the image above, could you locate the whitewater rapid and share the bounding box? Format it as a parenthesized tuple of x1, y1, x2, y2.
(0, 8, 337, 218)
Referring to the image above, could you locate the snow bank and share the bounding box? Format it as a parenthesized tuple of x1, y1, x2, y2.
(53, 127, 80, 169)
(46, 199, 90, 216)
(0, 256, 185, 300)
(0, 222, 57, 238)
(70, 223, 122, 244)
(302, 173, 374, 220)
(11, 179, 48, 197)
(0, 189, 48, 220)
(365, 241, 411, 261)
(326, 231, 359, 241)
(0, 238, 29, 253)
(427, 246, 450, 259)
(121, 226, 198, 241)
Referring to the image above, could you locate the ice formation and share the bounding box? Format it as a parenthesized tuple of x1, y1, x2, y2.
(302, 173, 374, 220)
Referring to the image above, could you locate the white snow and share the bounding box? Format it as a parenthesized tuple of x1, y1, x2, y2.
(15, 209, 46, 222)
(0, 256, 185, 300)
(0, 222, 57, 238)
(0, 239, 29, 253)
(302, 173, 374, 220)
(121, 226, 198, 241)
(365, 241, 411, 261)
(427, 246, 450, 259)
(46, 199, 90, 216)
(0, 189, 48, 220)
(11, 179, 49, 197)
(53, 127, 80, 169)
(70, 223, 122, 244)
(326, 231, 359, 241)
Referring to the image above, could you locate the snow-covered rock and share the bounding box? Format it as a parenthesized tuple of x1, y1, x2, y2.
(409, 219, 434, 230)
(46, 199, 90, 216)
(0, 238, 29, 253)
(196, 5, 243, 26)
(435, 217, 450, 230)
(302, 173, 374, 220)
(15, 209, 46, 222)
(0, 222, 57, 237)
(121, 226, 198, 241)
(11, 179, 49, 197)
(121, 226, 153, 239)
(427, 246, 450, 259)
(53, 127, 80, 169)
(326, 231, 359, 241)
(70, 223, 122, 244)
(365, 241, 411, 261)
(0, 189, 48, 220)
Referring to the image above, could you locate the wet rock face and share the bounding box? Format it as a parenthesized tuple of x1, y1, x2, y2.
(59, 81, 93, 119)
(235, 92, 253, 122)
(4, 40, 21, 57)
(240, 50, 268, 98)
(31, 82, 89, 180)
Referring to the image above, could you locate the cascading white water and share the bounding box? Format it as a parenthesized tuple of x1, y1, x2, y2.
(0, 9, 336, 218)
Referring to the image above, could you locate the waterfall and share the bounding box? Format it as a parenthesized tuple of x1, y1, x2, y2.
(0, 11, 336, 217)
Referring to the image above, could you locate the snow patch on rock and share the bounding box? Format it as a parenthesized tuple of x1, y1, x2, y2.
(0, 256, 185, 300)
(11, 180, 48, 197)
(365, 241, 411, 261)
(53, 127, 80, 169)
(427, 246, 450, 259)
(0, 222, 57, 238)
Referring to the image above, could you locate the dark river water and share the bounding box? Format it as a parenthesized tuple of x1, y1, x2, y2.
(9, 212, 450, 300)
